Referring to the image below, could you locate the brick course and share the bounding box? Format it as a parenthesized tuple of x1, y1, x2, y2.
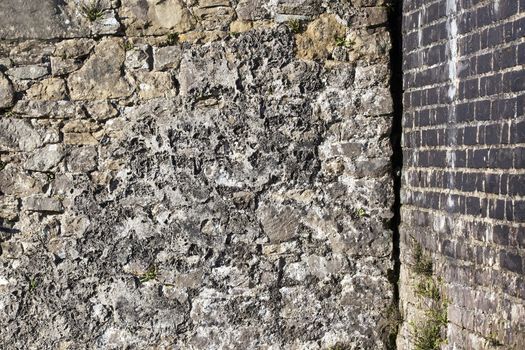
(399, 0, 525, 348)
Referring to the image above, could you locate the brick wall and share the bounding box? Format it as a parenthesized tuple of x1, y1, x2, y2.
(399, 0, 525, 348)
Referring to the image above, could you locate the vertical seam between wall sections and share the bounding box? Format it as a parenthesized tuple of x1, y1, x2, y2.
(388, 0, 404, 348)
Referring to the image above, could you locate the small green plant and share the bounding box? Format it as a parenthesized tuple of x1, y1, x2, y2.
(287, 19, 304, 34)
(487, 333, 503, 347)
(411, 277, 448, 350)
(123, 40, 134, 51)
(412, 319, 444, 350)
(426, 304, 448, 326)
(28, 277, 37, 292)
(411, 306, 448, 350)
(356, 208, 368, 218)
(413, 242, 433, 276)
(46, 172, 55, 181)
(81, 0, 104, 22)
(139, 265, 157, 283)
(335, 36, 354, 47)
(162, 32, 179, 46)
(415, 277, 441, 301)
(351, 207, 369, 220)
(335, 36, 346, 46)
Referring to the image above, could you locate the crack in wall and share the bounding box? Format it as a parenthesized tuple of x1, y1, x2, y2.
(387, 0, 404, 348)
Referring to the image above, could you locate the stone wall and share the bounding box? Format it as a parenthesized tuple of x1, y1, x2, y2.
(399, 0, 525, 349)
(0, 1, 396, 349)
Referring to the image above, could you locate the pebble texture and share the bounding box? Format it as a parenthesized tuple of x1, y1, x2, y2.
(0, 1, 395, 349)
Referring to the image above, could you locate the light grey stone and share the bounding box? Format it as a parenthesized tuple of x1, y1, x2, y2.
(153, 45, 182, 71)
(258, 205, 300, 243)
(125, 45, 151, 70)
(0, 118, 42, 152)
(236, 0, 270, 21)
(54, 39, 96, 59)
(276, 0, 323, 16)
(119, 0, 196, 35)
(0, 72, 14, 108)
(66, 146, 98, 173)
(12, 100, 83, 119)
(50, 57, 82, 76)
(0, 164, 38, 196)
(91, 10, 121, 36)
(0, 0, 87, 40)
(6, 64, 49, 80)
(23, 144, 64, 172)
(0, 195, 20, 221)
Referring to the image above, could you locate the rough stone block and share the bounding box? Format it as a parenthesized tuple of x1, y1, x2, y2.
(24, 196, 64, 213)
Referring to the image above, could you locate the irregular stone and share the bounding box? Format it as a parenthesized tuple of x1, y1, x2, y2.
(64, 133, 98, 145)
(0, 195, 19, 221)
(274, 14, 310, 23)
(0, 72, 14, 108)
(85, 101, 119, 121)
(352, 0, 387, 7)
(120, 0, 196, 36)
(41, 126, 61, 144)
(0, 164, 38, 196)
(8, 41, 55, 66)
(6, 64, 49, 80)
(362, 7, 388, 26)
(135, 71, 175, 100)
(68, 38, 133, 100)
(23, 144, 64, 172)
(24, 196, 64, 213)
(63, 120, 100, 133)
(12, 100, 83, 119)
(354, 64, 389, 88)
(350, 157, 390, 178)
(0, 58, 13, 69)
(193, 1, 235, 30)
(54, 39, 96, 59)
(125, 45, 151, 70)
(0, 118, 42, 152)
(0, 0, 87, 40)
(26, 78, 67, 101)
(276, 0, 323, 16)
(258, 205, 300, 243)
(359, 87, 393, 115)
(153, 45, 182, 71)
(295, 14, 347, 60)
(91, 10, 121, 36)
(66, 146, 98, 173)
(330, 142, 364, 158)
(229, 20, 253, 33)
(50, 57, 81, 76)
(179, 46, 238, 96)
(61, 215, 91, 238)
(236, 0, 270, 21)
(346, 29, 391, 63)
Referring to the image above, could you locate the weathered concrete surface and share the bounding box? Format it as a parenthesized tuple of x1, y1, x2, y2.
(0, 1, 396, 349)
